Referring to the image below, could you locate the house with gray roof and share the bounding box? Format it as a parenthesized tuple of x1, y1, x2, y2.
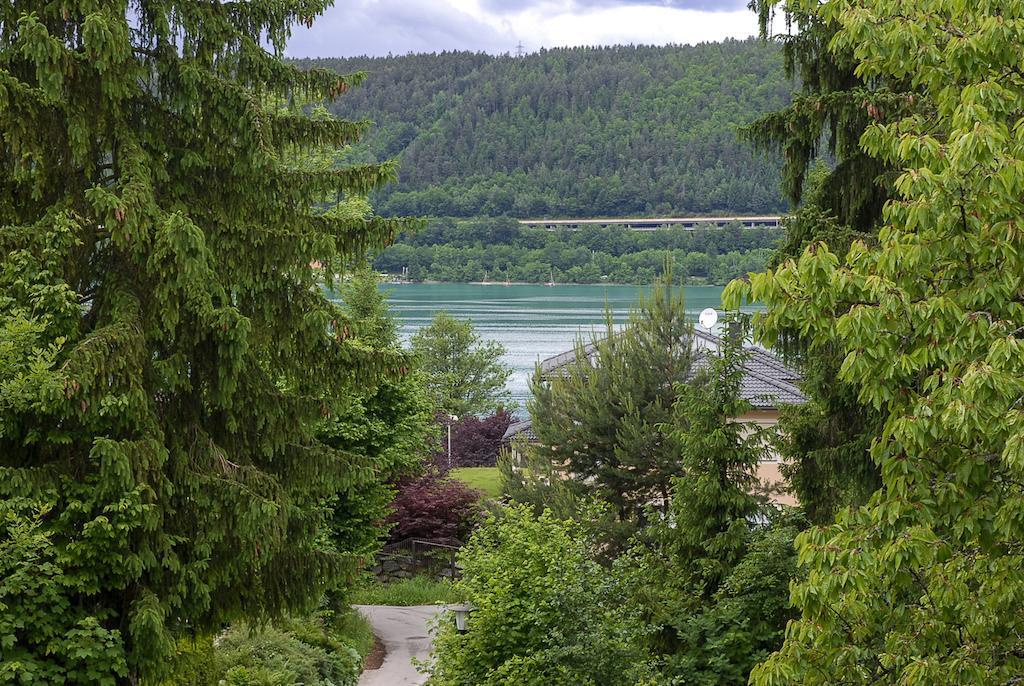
(503, 327, 806, 505)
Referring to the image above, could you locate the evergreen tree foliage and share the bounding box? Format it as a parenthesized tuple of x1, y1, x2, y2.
(410, 312, 512, 417)
(499, 439, 614, 539)
(619, 335, 797, 685)
(745, 0, 911, 229)
(524, 274, 693, 535)
(666, 331, 766, 594)
(296, 41, 792, 218)
(759, 166, 885, 523)
(0, 2, 415, 680)
(319, 269, 435, 585)
(726, 1, 1024, 681)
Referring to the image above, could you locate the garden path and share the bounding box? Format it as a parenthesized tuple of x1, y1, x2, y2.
(354, 604, 442, 686)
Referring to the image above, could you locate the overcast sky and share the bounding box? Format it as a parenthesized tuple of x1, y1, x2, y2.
(285, 0, 762, 58)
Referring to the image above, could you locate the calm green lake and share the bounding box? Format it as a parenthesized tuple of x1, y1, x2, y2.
(372, 282, 744, 410)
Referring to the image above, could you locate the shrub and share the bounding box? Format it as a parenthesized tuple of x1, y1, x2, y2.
(425, 505, 653, 686)
(160, 609, 373, 686)
(451, 410, 512, 467)
(161, 637, 218, 686)
(214, 615, 361, 686)
(388, 471, 484, 542)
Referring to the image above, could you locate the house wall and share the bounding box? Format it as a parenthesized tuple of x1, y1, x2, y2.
(734, 408, 798, 506)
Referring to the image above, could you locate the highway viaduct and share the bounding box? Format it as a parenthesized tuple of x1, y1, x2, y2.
(518, 216, 782, 231)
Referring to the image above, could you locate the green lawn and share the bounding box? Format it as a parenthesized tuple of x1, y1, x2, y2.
(450, 467, 502, 498)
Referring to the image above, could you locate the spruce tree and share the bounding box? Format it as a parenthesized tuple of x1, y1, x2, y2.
(745, 0, 912, 230)
(669, 331, 764, 593)
(619, 333, 797, 685)
(0, 2, 415, 680)
(766, 167, 885, 522)
(320, 269, 435, 597)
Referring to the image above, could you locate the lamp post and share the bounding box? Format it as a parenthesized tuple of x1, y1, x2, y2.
(447, 603, 475, 634)
(446, 414, 459, 469)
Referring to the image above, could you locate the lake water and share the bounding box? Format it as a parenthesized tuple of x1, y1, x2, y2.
(376, 283, 738, 412)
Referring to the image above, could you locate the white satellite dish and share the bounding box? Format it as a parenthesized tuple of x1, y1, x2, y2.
(698, 307, 718, 330)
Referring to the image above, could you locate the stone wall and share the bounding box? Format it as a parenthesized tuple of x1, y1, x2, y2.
(370, 543, 461, 583)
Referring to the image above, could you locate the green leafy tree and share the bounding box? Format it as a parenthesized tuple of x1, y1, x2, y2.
(410, 311, 512, 416)
(425, 505, 653, 686)
(523, 274, 693, 537)
(0, 2, 415, 680)
(726, 1, 1024, 682)
(0, 499, 128, 684)
(743, 0, 915, 521)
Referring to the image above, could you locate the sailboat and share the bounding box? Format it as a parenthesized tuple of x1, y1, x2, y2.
(545, 268, 555, 287)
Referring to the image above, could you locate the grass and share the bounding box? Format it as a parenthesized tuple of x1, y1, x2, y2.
(450, 466, 502, 498)
(350, 575, 462, 606)
(331, 607, 375, 659)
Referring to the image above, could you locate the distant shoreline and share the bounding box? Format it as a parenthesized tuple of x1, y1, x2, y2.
(381, 279, 726, 287)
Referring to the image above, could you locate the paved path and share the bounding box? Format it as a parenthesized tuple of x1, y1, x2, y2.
(355, 605, 443, 686)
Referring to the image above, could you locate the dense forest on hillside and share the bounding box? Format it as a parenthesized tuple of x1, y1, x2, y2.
(294, 41, 792, 218)
(371, 218, 782, 285)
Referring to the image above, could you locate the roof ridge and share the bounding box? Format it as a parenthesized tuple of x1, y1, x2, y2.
(538, 328, 802, 390)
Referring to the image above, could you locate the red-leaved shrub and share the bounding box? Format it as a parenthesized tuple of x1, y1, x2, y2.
(388, 471, 484, 542)
(450, 410, 513, 468)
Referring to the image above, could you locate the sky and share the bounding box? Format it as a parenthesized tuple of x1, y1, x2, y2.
(285, 0, 762, 58)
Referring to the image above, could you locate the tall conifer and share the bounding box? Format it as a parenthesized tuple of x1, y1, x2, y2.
(525, 273, 693, 534)
(0, 1, 415, 680)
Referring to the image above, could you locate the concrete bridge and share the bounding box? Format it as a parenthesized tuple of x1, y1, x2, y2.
(518, 215, 782, 231)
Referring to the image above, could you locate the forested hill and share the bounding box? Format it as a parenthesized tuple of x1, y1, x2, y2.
(292, 40, 792, 218)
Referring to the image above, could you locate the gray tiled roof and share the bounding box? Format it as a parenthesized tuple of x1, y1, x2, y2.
(538, 327, 805, 411)
(538, 341, 599, 377)
(688, 352, 805, 408)
(503, 419, 537, 442)
(540, 328, 724, 378)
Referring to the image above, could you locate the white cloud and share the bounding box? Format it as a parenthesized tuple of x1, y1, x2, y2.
(494, 4, 759, 51)
(286, 0, 761, 57)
